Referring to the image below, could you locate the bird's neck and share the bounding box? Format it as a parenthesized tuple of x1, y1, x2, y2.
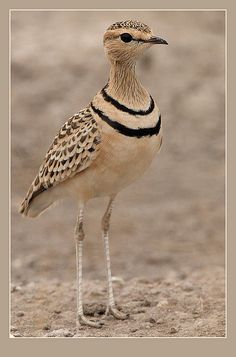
(107, 60, 150, 109)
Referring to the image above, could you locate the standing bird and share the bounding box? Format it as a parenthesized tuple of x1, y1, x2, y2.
(19, 20, 167, 329)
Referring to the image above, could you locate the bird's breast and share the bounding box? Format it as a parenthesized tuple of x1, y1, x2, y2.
(83, 93, 163, 196)
(66, 94, 163, 200)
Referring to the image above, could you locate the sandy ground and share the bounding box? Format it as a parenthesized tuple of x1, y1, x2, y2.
(11, 11, 225, 337)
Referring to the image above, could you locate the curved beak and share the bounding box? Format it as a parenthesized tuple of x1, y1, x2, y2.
(146, 36, 168, 45)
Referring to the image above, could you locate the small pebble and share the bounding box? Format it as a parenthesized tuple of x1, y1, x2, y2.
(150, 288, 161, 295)
(196, 321, 204, 328)
(134, 308, 146, 314)
(11, 285, 22, 293)
(170, 327, 178, 334)
(144, 300, 152, 307)
(149, 317, 156, 324)
(90, 291, 103, 297)
(158, 300, 168, 307)
(43, 325, 51, 331)
(142, 299, 152, 307)
(46, 329, 74, 337)
(112, 276, 125, 284)
(16, 311, 24, 317)
(10, 326, 17, 332)
(183, 282, 194, 292)
(54, 310, 61, 314)
(130, 328, 138, 333)
(13, 332, 22, 337)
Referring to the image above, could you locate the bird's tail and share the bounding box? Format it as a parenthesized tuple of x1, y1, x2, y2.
(19, 175, 49, 218)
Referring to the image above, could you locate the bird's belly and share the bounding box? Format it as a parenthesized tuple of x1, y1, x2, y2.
(82, 129, 163, 198)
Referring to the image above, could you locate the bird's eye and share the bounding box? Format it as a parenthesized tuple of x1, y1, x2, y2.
(120, 33, 133, 43)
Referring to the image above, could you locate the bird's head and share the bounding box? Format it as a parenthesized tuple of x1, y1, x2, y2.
(103, 20, 168, 64)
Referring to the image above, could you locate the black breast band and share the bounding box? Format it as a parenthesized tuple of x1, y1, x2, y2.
(101, 87, 155, 116)
(90, 103, 161, 139)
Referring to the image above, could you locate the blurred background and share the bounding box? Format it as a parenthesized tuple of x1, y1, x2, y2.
(11, 11, 225, 286)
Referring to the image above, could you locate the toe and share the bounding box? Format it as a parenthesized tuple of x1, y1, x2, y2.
(78, 315, 104, 328)
(109, 306, 129, 320)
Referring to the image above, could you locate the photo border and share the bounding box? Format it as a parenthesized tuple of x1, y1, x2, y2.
(1, 0, 234, 355)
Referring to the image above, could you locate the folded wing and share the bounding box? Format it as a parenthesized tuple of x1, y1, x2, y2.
(19, 107, 101, 215)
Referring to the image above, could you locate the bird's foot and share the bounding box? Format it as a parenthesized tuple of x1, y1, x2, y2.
(77, 314, 104, 329)
(105, 305, 129, 320)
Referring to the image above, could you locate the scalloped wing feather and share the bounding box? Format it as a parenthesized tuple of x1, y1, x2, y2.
(19, 107, 101, 215)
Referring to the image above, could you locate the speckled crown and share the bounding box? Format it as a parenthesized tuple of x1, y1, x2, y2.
(107, 20, 151, 34)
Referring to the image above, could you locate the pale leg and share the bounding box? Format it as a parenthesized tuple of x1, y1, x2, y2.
(102, 197, 128, 320)
(75, 205, 104, 329)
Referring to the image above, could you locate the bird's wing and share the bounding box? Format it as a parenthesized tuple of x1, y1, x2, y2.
(38, 107, 101, 188)
(20, 107, 101, 212)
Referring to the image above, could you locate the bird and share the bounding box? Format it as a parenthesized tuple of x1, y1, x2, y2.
(19, 20, 168, 330)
